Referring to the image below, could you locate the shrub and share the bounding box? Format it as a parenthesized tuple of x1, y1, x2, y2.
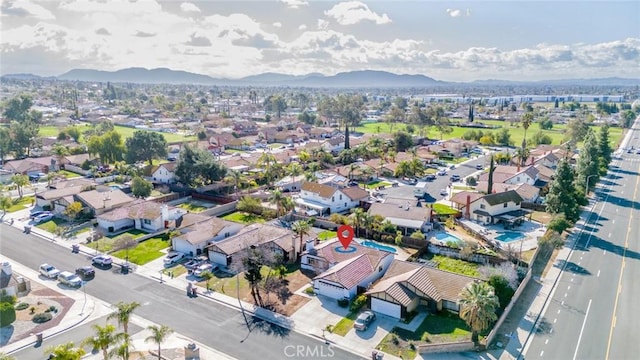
(488, 275, 516, 311)
(0, 291, 16, 305)
(337, 298, 349, 308)
(349, 295, 367, 312)
(304, 287, 315, 295)
(410, 230, 425, 240)
(32, 312, 53, 323)
(81, 159, 92, 170)
(391, 334, 400, 345)
(548, 215, 572, 233)
(421, 333, 430, 342)
(466, 177, 477, 186)
(15, 302, 29, 311)
(29, 306, 36, 314)
(46, 306, 57, 313)
(0, 302, 16, 327)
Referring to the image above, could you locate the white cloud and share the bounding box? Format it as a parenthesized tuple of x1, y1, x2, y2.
(317, 19, 329, 30)
(58, 0, 163, 14)
(180, 2, 200, 13)
(281, 0, 308, 9)
(273, 22, 282, 28)
(325, 1, 391, 25)
(298, 24, 307, 31)
(1, 0, 56, 20)
(446, 9, 462, 18)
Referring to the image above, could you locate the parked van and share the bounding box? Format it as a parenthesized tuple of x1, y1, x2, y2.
(413, 182, 428, 199)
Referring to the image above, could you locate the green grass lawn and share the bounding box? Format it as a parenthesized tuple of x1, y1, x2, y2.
(57, 170, 82, 178)
(177, 202, 208, 213)
(332, 312, 358, 336)
(6, 196, 35, 213)
(432, 203, 460, 216)
(317, 230, 337, 241)
(111, 234, 170, 265)
(39, 124, 195, 143)
(453, 185, 475, 191)
(36, 218, 68, 233)
(221, 211, 266, 225)
(428, 254, 480, 277)
(364, 180, 392, 189)
(88, 229, 147, 251)
(162, 265, 188, 278)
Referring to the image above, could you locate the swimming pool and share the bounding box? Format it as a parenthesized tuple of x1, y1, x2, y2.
(360, 240, 397, 253)
(495, 231, 526, 243)
(434, 232, 462, 244)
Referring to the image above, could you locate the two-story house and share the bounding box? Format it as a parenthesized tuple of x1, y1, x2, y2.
(296, 181, 368, 216)
(150, 162, 178, 184)
(469, 190, 526, 225)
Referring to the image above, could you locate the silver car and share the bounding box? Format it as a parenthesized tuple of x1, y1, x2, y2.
(58, 271, 82, 287)
(354, 311, 376, 331)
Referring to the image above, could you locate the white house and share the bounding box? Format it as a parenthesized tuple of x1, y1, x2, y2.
(275, 174, 305, 192)
(171, 217, 243, 257)
(301, 238, 395, 300)
(367, 202, 432, 235)
(321, 138, 345, 154)
(469, 190, 526, 225)
(504, 166, 539, 186)
(97, 201, 186, 234)
(150, 162, 178, 184)
(296, 181, 368, 215)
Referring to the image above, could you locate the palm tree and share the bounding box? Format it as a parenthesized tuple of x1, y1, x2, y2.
(269, 189, 287, 217)
(292, 220, 311, 257)
(287, 162, 303, 190)
(45, 342, 86, 360)
(348, 163, 359, 181)
(145, 325, 173, 360)
(82, 324, 125, 360)
(350, 208, 366, 237)
(257, 152, 277, 187)
(10, 174, 29, 199)
(224, 169, 243, 198)
(362, 213, 374, 239)
(108, 301, 140, 335)
(0, 195, 12, 219)
(459, 281, 499, 344)
(520, 112, 534, 166)
(108, 333, 134, 360)
(51, 144, 69, 171)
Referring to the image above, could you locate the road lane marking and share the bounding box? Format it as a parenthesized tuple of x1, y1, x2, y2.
(612, 220, 615, 224)
(571, 278, 574, 282)
(554, 318, 557, 323)
(564, 293, 567, 297)
(604, 250, 607, 255)
(608, 233, 611, 238)
(545, 339, 549, 345)
(573, 299, 593, 360)
(561, 301, 564, 306)
(597, 270, 601, 277)
(540, 351, 544, 357)
(568, 286, 571, 290)
(557, 309, 561, 314)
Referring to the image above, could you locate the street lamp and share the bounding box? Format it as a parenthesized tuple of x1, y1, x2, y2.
(585, 174, 598, 196)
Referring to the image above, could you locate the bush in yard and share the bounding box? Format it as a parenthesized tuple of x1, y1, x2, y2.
(32, 312, 52, 323)
(0, 291, 16, 305)
(488, 275, 515, 311)
(466, 177, 477, 186)
(337, 298, 349, 308)
(15, 302, 29, 311)
(0, 302, 16, 327)
(410, 230, 425, 240)
(548, 215, 572, 233)
(349, 295, 367, 312)
(304, 287, 315, 295)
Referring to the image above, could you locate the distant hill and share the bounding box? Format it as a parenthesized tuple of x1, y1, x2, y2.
(0, 73, 52, 80)
(57, 67, 231, 85)
(291, 70, 444, 88)
(239, 72, 323, 84)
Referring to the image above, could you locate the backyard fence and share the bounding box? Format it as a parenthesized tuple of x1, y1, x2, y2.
(521, 202, 547, 211)
(151, 193, 181, 203)
(64, 164, 88, 176)
(427, 242, 506, 265)
(200, 201, 238, 217)
(192, 192, 235, 204)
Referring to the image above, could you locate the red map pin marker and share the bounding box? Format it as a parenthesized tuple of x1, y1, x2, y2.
(337, 225, 354, 249)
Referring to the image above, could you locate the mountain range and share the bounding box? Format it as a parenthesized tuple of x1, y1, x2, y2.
(2, 67, 638, 87)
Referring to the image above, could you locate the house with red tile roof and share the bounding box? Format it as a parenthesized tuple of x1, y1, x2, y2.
(302, 238, 395, 300)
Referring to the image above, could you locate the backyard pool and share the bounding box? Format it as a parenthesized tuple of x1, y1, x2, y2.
(495, 231, 526, 243)
(360, 240, 397, 253)
(433, 232, 462, 244)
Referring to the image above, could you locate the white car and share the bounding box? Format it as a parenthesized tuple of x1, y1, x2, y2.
(193, 263, 216, 277)
(39, 263, 61, 279)
(440, 189, 449, 196)
(57, 271, 82, 287)
(92, 254, 113, 267)
(163, 252, 185, 266)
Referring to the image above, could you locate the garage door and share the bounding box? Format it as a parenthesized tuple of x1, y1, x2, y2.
(314, 280, 346, 300)
(371, 298, 401, 318)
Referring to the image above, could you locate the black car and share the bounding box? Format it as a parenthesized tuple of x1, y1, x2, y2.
(423, 174, 436, 181)
(75, 266, 95, 280)
(450, 174, 461, 182)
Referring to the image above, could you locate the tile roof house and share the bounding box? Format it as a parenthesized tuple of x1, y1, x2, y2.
(3, 156, 57, 174)
(367, 202, 432, 235)
(36, 185, 86, 211)
(468, 190, 528, 225)
(296, 181, 367, 216)
(97, 201, 186, 234)
(171, 217, 243, 257)
(477, 165, 539, 187)
(365, 260, 477, 319)
(75, 189, 134, 215)
(206, 223, 306, 270)
(302, 238, 395, 300)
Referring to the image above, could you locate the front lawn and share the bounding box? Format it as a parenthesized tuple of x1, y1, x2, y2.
(87, 229, 147, 251)
(332, 312, 358, 336)
(364, 180, 392, 189)
(6, 196, 34, 213)
(221, 211, 266, 225)
(426, 254, 480, 277)
(177, 202, 208, 213)
(111, 234, 170, 265)
(36, 218, 68, 233)
(432, 203, 459, 216)
(317, 230, 337, 241)
(58, 170, 82, 178)
(377, 311, 472, 359)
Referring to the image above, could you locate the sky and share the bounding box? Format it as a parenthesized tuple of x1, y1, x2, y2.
(1, 0, 639, 82)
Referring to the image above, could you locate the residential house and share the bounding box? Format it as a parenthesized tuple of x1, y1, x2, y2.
(468, 190, 528, 225)
(321, 138, 345, 154)
(3, 156, 57, 175)
(450, 191, 484, 217)
(75, 189, 134, 216)
(36, 185, 86, 213)
(296, 181, 368, 216)
(171, 217, 243, 256)
(365, 260, 477, 319)
(301, 238, 394, 300)
(207, 223, 304, 270)
(0, 263, 30, 297)
(97, 201, 186, 234)
(275, 174, 305, 192)
(477, 165, 539, 187)
(367, 201, 432, 235)
(150, 162, 178, 184)
(233, 121, 259, 136)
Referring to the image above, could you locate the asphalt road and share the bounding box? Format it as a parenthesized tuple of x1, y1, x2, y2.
(0, 225, 365, 360)
(524, 122, 640, 360)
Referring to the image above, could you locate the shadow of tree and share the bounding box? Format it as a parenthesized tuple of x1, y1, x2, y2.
(535, 317, 553, 335)
(583, 235, 640, 261)
(248, 316, 291, 339)
(554, 260, 592, 275)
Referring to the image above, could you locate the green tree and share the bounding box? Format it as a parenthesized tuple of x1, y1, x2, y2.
(574, 129, 600, 192)
(82, 324, 124, 360)
(0, 302, 16, 327)
(546, 159, 580, 222)
(393, 131, 413, 152)
(125, 130, 168, 166)
(459, 281, 499, 344)
(64, 201, 83, 219)
(65, 126, 82, 143)
(108, 301, 140, 335)
(108, 333, 133, 360)
(520, 112, 534, 159)
(243, 247, 265, 306)
(45, 342, 86, 360)
(565, 117, 589, 145)
(269, 189, 292, 217)
(620, 110, 636, 128)
(88, 130, 125, 164)
(530, 131, 553, 146)
(10, 174, 29, 199)
(224, 169, 244, 198)
(0, 195, 12, 218)
(598, 123, 612, 171)
(0, 127, 11, 164)
(292, 220, 311, 258)
(487, 155, 495, 194)
(487, 275, 515, 311)
(145, 325, 173, 360)
(494, 128, 512, 147)
(175, 143, 227, 187)
(131, 176, 153, 198)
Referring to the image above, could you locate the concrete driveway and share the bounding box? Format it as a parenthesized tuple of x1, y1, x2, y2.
(290, 293, 349, 336)
(341, 312, 398, 350)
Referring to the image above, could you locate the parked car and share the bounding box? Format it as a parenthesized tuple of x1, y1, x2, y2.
(422, 174, 436, 181)
(440, 189, 449, 196)
(164, 252, 185, 266)
(75, 266, 95, 280)
(30, 211, 52, 219)
(437, 170, 447, 176)
(193, 263, 217, 277)
(450, 174, 461, 182)
(476, 164, 484, 170)
(32, 213, 54, 224)
(184, 258, 203, 270)
(58, 271, 82, 287)
(92, 254, 113, 267)
(354, 311, 376, 331)
(39, 263, 61, 279)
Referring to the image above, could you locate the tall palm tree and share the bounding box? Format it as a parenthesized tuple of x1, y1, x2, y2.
(224, 169, 243, 198)
(10, 174, 29, 199)
(269, 189, 287, 217)
(45, 342, 86, 360)
(51, 144, 69, 171)
(292, 220, 311, 257)
(108, 301, 140, 335)
(350, 208, 365, 237)
(362, 213, 374, 239)
(459, 281, 499, 344)
(520, 112, 534, 166)
(82, 324, 125, 360)
(145, 325, 173, 360)
(257, 152, 277, 187)
(287, 162, 303, 190)
(108, 333, 134, 360)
